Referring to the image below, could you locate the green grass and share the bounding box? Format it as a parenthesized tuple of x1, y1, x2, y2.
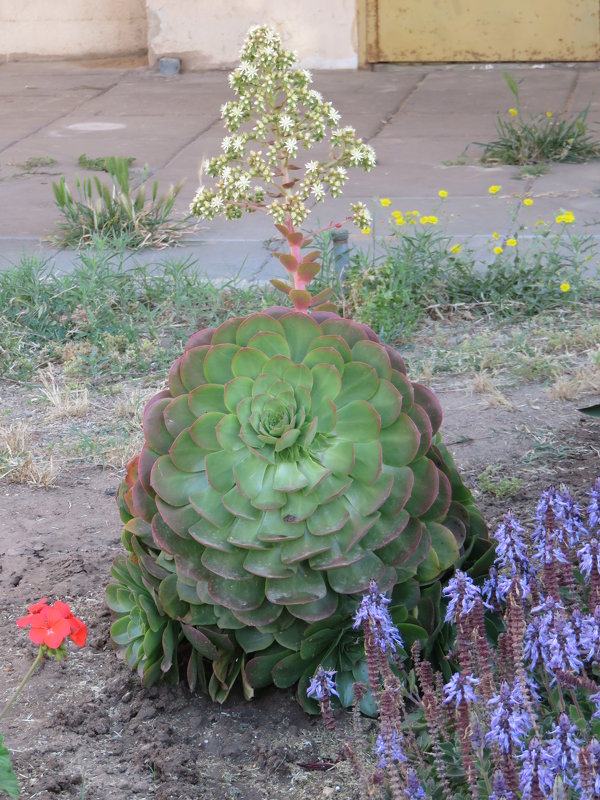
(478, 71, 600, 165)
(77, 153, 136, 172)
(51, 156, 190, 249)
(0, 251, 278, 384)
(477, 465, 524, 498)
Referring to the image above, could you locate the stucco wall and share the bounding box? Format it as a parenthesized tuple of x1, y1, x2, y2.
(1, 0, 148, 61)
(146, 0, 358, 69)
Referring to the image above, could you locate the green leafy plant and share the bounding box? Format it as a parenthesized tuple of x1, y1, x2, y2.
(107, 24, 491, 711)
(51, 157, 189, 249)
(344, 198, 600, 342)
(477, 466, 523, 499)
(478, 71, 600, 165)
(77, 153, 136, 172)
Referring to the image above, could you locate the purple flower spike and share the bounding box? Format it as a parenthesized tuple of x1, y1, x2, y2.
(486, 680, 532, 755)
(519, 737, 551, 799)
(524, 596, 583, 678)
(375, 730, 406, 769)
(589, 478, 600, 531)
(306, 666, 339, 702)
(494, 512, 530, 575)
(533, 486, 587, 566)
(442, 570, 481, 623)
(490, 771, 514, 800)
(482, 566, 513, 610)
(353, 579, 404, 654)
(540, 713, 583, 791)
(442, 672, 480, 707)
(578, 538, 600, 580)
(404, 768, 426, 798)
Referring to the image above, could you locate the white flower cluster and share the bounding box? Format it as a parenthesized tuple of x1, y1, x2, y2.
(190, 24, 376, 228)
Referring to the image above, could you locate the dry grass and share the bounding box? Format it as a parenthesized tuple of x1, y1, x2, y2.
(549, 363, 600, 401)
(0, 421, 58, 487)
(468, 370, 514, 408)
(37, 366, 89, 418)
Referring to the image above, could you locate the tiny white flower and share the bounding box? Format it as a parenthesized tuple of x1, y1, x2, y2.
(221, 136, 232, 152)
(231, 135, 244, 153)
(311, 182, 325, 201)
(283, 137, 297, 155)
(279, 115, 294, 133)
(349, 146, 363, 165)
(210, 196, 224, 211)
(236, 174, 251, 191)
(327, 108, 341, 125)
(305, 161, 319, 174)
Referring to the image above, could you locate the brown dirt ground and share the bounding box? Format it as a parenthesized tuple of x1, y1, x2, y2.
(1, 374, 599, 800)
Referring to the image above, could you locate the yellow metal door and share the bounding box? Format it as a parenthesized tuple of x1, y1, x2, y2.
(359, 0, 600, 63)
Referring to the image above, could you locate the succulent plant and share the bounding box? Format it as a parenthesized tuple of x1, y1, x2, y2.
(107, 24, 492, 713)
(108, 306, 490, 712)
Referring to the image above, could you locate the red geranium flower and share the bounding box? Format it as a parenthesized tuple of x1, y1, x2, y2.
(16, 599, 87, 650)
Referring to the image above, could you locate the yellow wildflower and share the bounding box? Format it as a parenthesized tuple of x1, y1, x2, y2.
(560, 282, 570, 293)
(450, 244, 462, 254)
(509, 108, 518, 116)
(394, 216, 405, 226)
(406, 210, 419, 217)
(506, 238, 517, 247)
(546, 111, 552, 118)
(494, 246, 503, 255)
(380, 198, 391, 207)
(488, 185, 501, 195)
(361, 227, 371, 235)
(555, 211, 575, 224)
(391, 210, 403, 218)
(438, 190, 448, 198)
(535, 219, 545, 227)
(492, 231, 499, 240)
(523, 198, 533, 206)
(420, 215, 439, 225)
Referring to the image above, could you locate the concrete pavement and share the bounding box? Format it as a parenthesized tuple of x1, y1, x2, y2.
(1, 59, 599, 280)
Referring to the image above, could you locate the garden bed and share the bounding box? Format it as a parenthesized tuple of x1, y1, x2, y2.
(1, 364, 598, 799)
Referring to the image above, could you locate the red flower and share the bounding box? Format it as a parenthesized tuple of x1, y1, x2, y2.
(16, 599, 87, 650)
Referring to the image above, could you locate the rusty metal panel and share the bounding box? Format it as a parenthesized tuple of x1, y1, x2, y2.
(365, 0, 600, 62)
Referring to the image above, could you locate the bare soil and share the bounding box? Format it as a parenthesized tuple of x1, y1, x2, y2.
(1, 375, 599, 800)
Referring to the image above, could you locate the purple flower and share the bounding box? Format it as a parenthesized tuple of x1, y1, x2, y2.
(578, 607, 600, 664)
(442, 570, 481, 623)
(590, 690, 600, 720)
(353, 580, 404, 654)
(404, 769, 426, 798)
(486, 680, 532, 755)
(490, 771, 514, 800)
(442, 672, 480, 707)
(482, 566, 513, 610)
(306, 666, 339, 702)
(578, 538, 600, 580)
(580, 738, 600, 798)
(541, 712, 583, 790)
(375, 730, 406, 769)
(519, 737, 552, 799)
(533, 486, 586, 565)
(493, 512, 530, 577)
(589, 478, 600, 531)
(524, 596, 583, 677)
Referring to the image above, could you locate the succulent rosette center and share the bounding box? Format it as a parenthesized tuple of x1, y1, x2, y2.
(246, 375, 307, 451)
